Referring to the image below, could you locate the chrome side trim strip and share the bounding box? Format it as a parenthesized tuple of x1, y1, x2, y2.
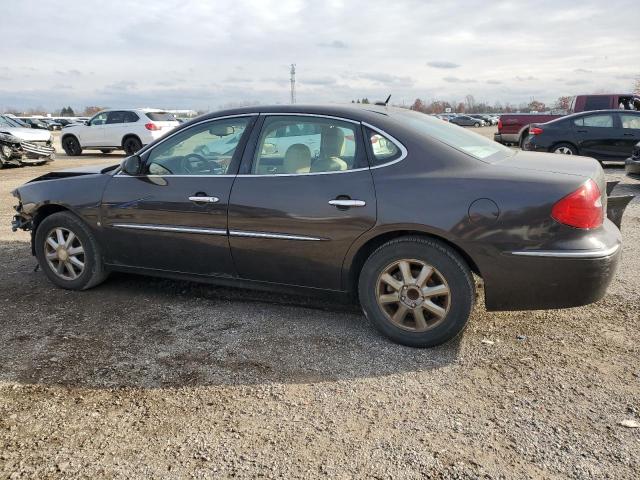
(229, 230, 325, 241)
(112, 223, 227, 235)
(238, 167, 369, 178)
(362, 122, 409, 169)
(259, 112, 360, 124)
(510, 243, 620, 258)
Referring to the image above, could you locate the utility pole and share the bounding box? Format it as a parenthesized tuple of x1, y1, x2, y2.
(290, 64, 296, 104)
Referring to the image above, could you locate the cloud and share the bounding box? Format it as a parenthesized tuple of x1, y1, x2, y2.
(302, 76, 337, 86)
(486, 80, 502, 85)
(565, 79, 589, 85)
(427, 61, 460, 69)
(514, 76, 538, 81)
(355, 72, 414, 87)
(443, 76, 477, 83)
(573, 68, 592, 74)
(318, 40, 348, 49)
(224, 77, 254, 84)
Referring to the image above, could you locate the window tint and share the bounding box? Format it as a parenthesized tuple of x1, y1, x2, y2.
(146, 117, 250, 176)
(583, 96, 610, 111)
(106, 111, 125, 124)
(90, 113, 108, 126)
(123, 111, 139, 123)
(145, 112, 176, 121)
(620, 114, 640, 129)
(367, 128, 402, 166)
(574, 114, 613, 128)
(252, 116, 359, 175)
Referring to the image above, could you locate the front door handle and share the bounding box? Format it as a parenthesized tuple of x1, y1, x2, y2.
(188, 196, 219, 204)
(328, 199, 366, 207)
(623, 133, 635, 137)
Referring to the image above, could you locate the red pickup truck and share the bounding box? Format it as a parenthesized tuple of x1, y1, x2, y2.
(494, 94, 640, 146)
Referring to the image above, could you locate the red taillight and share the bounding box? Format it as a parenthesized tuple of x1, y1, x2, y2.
(529, 126, 543, 135)
(551, 179, 603, 229)
(145, 122, 160, 131)
(497, 118, 503, 130)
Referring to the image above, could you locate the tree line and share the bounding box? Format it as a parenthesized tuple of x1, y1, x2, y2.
(408, 95, 573, 114)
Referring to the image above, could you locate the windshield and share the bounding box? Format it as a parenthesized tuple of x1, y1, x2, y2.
(0, 115, 23, 128)
(392, 109, 513, 161)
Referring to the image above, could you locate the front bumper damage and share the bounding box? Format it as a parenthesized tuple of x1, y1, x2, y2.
(0, 132, 55, 166)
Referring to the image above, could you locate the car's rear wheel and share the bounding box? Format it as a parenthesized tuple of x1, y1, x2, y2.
(62, 136, 82, 156)
(123, 137, 142, 155)
(358, 236, 475, 348)
(35, 212, 108, 290)
(551, 143, 578, 155)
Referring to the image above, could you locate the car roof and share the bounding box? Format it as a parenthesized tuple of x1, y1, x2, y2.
(195, 104, 401, 124)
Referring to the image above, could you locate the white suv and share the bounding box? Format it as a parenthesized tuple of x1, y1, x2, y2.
(60, 109, 179, 156)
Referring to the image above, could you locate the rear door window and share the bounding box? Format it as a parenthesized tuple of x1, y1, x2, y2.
(123, 111, 139, 123)
(620, 113, 640, 129)
(106, 111, 125, 124)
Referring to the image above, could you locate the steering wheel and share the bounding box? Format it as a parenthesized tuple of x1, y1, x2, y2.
(179, 153, 207, 174)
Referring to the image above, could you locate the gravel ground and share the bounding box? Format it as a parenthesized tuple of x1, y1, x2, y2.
(0, 130, 639, 479)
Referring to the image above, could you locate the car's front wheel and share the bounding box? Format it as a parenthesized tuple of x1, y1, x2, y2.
(474, 122, 480, 128)
(62, 136, 82, 156)
(35, 211, 108, 290)
(358, 236, 475, 348)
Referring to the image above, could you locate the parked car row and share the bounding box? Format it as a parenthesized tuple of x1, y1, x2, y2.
(434, 113, 499, 127)
(7, 116, 88, 131)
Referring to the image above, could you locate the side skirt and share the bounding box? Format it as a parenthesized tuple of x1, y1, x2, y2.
(103, 263, 354, 304)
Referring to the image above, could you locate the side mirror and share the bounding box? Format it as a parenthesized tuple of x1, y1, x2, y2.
(121, 155, 142, 175)
(85, 121, 90, 126)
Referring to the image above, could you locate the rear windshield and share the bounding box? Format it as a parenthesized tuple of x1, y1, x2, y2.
(145, 112, 176, 121)
(392, 109, 513, 161)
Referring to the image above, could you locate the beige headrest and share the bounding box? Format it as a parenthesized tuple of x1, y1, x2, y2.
(283, 143, 311, 174)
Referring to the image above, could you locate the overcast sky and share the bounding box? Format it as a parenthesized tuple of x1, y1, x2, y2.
(1, 0, 638, 111)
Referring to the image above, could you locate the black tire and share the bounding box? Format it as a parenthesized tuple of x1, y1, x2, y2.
(100, 149, 114, 154)
(519, 132, 528, 149)
(123, 137, 142, 155)
(358, 236, 475, 348)
(474, 122, 480, 128)
(34, 211, 108, 290)
(62, 135, 82, 156)
(550, 142, 578, 155)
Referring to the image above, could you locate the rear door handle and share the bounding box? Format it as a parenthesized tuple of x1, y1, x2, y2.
(328, 199, 366, 207)
(623, 133, 635, 137)
(188, 196, 219, 203)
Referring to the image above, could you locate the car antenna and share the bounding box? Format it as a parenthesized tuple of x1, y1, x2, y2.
(375, 94, 392, 106)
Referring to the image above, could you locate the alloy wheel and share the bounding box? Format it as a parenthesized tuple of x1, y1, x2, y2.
(376, 259, 451, 332)
(554, 146, 573, 155)
(44, 227, 85, 280)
